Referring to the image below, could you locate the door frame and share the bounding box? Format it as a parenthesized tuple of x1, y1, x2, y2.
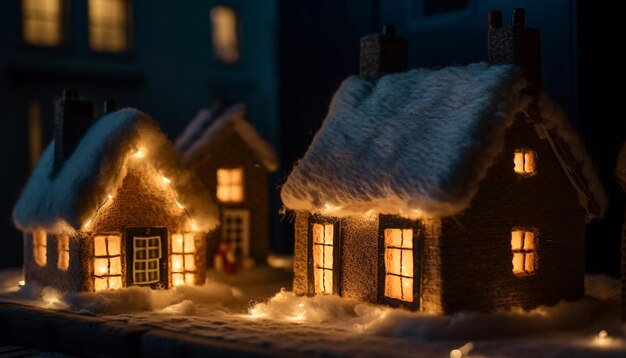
(125, 227, 169, 289)
(220, 208, 251, 260)
(377, 215, 423, 311)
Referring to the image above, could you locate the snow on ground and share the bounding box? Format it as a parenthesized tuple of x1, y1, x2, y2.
(1, 267, 626, 357)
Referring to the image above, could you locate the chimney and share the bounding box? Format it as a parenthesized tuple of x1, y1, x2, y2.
(53, 89, 95, 173)
(359, 24, 408, 80)
(487, 8, 541, 90)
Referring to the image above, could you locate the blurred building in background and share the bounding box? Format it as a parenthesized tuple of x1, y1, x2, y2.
(0, 0, 278, 267)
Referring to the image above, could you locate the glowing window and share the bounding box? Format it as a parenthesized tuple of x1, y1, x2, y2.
(312, 223, 334, 294)
(27, 101, 43, 170)
(22, 0, 63, 47)
(217, 168, 244, 202)
(88, 0, 128, 52)
(384, 229, 414, 302)
(211, 6, 239, 63)
(57, 234, 69, 271)
(33, 230, 47, 267)
(511, 229, 537, 275)
(94, 234, 122, 291)
(513, 150, 536, 175)
(171, 233, 197, 286)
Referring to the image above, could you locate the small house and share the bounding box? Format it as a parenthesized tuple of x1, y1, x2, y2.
(13, 91, 219, 292)
(281, 11, 607, 313)
(176, 104, 278, 269)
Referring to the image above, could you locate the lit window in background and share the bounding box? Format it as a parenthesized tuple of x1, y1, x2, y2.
(384, 228, 414, 302)
(27, 102, 43, 169)
(57, 234, 69, 271)
(312, 223, 334, 294)
(88, 0, 128, 52)
(217, 168, 244, 202)
(33, 230, 47, 267)
(22, 0, 63, 47)
(171, 233, 197, 286)
(211, 6, 239, 63)
(513, 149, 537, 175)
(93, 234, 122, 290)
(511, 229, 537, 275)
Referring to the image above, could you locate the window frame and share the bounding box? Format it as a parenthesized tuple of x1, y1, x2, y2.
(377, 215, 422, 310)
(307, 214, 342, 296)
(125, 227, 169, 289)
(33, 230, 47, 267)
(216, 167, 244, 203)
(513, 149, 537, 176)
(171, 232, 198, 286)
(57, 234, 69, 271)
(87, 0, 133, 53)
(93, 232, 123, 291)
(511, 228, 538, 276)
(20, 0, 69, 48)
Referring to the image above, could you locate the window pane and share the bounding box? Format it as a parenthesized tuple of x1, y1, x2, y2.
(33, 230, 47, 267)
(514, 151, 525, 174)
(171, 233, 183, 253)
(525, 253, 535, 272)
(88, 0, 127, 52)
(110, 256, 122, 275)
(229, 186, 244, 202)
(184, 254, 196, 271)
(57, 235, 69, 271)
(211, 6, 239, 63)
(94, 277, 108, 291)
(524, 152, 536, 173)
(108, 235, 121, 255)
(512, 253, 525, 274)
(172, 273, 184, 286)
(385, 248, 413, 277)
(313, 243, 333, 270)
(385, 229, 413, 248)
(172, 254, 184, 273)
(511, 230, 523, 250)
(183, 233, 196, 253)
(385, 275, 413, 302)
(94, 258, 109, 275)
(523, 232, 535, 250)
(94, 235, 107, 256)
(184, 273, 195, 284)
(312, 224, 323, 244)
(108, 276, 122, 289)
(22, 0, 63, 47)
(314, 268, 332, 294)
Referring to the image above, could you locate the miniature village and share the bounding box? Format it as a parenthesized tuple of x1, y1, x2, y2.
(0, 2, 624, 358)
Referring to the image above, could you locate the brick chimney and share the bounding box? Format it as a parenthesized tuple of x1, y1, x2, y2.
(488, 8, 541, 90)
(359, 24, 408, 80)
(53, 89, 95, 173)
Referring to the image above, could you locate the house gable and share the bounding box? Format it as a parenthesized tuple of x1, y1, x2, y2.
(438, 113, 586, 312)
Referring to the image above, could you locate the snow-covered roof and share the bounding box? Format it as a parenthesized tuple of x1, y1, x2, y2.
(175, 104, 278, 171)
(281, 63, 607, 220)
(13, 108, 219, 234)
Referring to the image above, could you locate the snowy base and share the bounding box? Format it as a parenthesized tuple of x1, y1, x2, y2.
(1, 269, 625, 357)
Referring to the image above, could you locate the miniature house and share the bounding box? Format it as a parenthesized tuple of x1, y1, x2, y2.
(281, 11, 607, 314)
(176, 104, 278, 269)
(12, 90, 219, 292)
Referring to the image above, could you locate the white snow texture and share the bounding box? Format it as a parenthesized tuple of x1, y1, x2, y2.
(281, 63, 606, 219)
(12, 108, 219, 234)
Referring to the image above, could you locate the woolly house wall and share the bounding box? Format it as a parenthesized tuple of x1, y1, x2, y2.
(15, 108, 218, 292)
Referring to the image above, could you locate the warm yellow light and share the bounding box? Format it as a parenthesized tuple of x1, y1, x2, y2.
(57, 234, 69, 271)
(450, 349, 462, 358)
(216, 168, 244, 202)
(33, 230, 47, 267)
(18, 280, 25, 287)
(312, 223, 334, 294)
(162, 177, 171, 184)
(599, 330, 608, 339)
(384, 228, 414, 302)
(108, 194, 113, 200)
(211, 6, 239, 63)
(88, 0, 128, 52)
(511, 229, 537, 275)
(134, 148, 145, 158)
(83, 219, 92, 229)
(175, 201, 184, 209)
(513, 150, 536, 175)
(22, 0, 63, 47)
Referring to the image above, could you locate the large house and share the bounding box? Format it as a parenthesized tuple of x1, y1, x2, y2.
(176, 104, 278, 269)
(281, 11, 607, 313)
(13, 90, 218, 292)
